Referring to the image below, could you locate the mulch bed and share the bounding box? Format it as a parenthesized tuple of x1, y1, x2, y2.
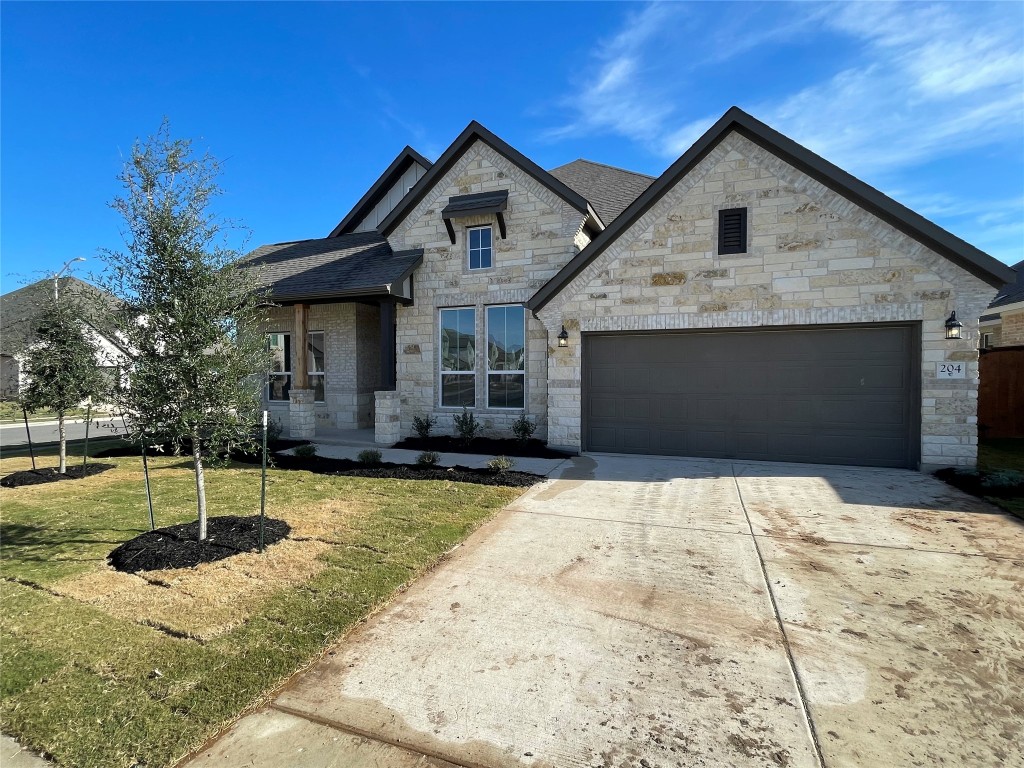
(92, 439, 309, 459)
(393, 435, 570, 459)
(108, 515, 291, 572)
(90, 438, 541, 487)
(934, 467, 1024, 500)
(236, 452, 541, 488)
(1, 463, 116, 488)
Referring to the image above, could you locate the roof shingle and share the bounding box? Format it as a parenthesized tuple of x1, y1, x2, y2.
(243, 232, 422, 302)
(548, 159, 655, 224)
(989, 259, 1024, 309)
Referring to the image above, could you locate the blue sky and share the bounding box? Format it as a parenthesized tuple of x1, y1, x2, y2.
(2, 1, 1021, 290)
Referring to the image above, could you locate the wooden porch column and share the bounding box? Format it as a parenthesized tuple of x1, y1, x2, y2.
(293, 303, 309, 389)
(379, 300, 396, 391)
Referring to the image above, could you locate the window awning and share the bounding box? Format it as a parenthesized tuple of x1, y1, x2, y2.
(441, 191, 508, 243)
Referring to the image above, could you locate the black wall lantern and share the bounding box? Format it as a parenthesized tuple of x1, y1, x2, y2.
(557, 325, 569, 348)
(945, 311, 963, 340)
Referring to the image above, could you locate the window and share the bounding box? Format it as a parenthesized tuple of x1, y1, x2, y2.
(308, 331, 325, 402)
(486, 306, 525, 409)
(718, 207, 747, 255)
(268, 333, 290, 401)
(980, 332, 993, 350)
(267, 331, 326, 403)
(439, 308, 476, 407)
(468, 225, 493, 270)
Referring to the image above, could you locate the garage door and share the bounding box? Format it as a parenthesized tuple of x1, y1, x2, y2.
(583, 325, 918, 468)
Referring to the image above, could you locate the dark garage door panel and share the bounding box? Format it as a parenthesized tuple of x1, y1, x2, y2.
(583, 326, 917, 468)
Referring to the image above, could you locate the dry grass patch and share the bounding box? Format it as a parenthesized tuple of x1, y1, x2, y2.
(52, 538, 333, 640)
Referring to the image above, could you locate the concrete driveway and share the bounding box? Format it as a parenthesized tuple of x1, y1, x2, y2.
(187, 455, 1024, 768)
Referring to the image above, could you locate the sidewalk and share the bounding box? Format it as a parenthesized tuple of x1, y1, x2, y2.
(1, 735, 49, 767)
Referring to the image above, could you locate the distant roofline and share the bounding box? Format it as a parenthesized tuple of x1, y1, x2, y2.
(328, 147, 432, 237)
(549, 157, 656, 181)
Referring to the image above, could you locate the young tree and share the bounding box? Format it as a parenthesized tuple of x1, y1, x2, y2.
(99, 121, 269, 541)
(20, 290, 107, 474)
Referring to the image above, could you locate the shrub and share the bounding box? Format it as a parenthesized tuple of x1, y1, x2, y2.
(511, 414, 537, 443)
(266, 418, 284, 443)
(293, 443, 317, 458)
(453, 407, 483, 444)
(412, 414, 437, 439)
(487, 456, 516, 473)
(357, 448, 383, 465)
(416, 451, 441, 466)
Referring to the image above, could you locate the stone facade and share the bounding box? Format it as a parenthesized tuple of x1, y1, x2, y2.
(385, 139, 589, 442)
(259, 302, 381, 433)
(995, 308, 1024, 346)
(374, 390, 401, 445)
(536, 134, 997, 468)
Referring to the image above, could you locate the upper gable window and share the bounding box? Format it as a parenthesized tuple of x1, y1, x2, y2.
(468, 226, 493, 270)
(718, 207, 748, 255)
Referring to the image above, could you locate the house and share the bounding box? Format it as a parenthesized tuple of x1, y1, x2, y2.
(979, 260, 1023, 349)
(0, 277, 126, 398)
(244, 107, 1014, 470)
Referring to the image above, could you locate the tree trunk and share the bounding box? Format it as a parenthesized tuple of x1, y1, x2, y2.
(192, 437, 208, 541)
(58, 413, 67, 474)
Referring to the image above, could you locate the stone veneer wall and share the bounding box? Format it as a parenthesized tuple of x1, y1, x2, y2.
(997, 308, 1024, 346)
(259, 302, 380, 431)
(387, 139, 588, 441)
(537, 133, 997, 468)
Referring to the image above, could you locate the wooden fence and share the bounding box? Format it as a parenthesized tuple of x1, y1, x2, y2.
(978, 346, 1024, 439)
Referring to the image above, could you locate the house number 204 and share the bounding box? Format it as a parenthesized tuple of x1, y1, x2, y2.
(937, 362, 966, 379)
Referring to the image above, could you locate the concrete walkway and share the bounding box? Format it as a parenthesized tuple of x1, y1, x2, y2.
(1, 735, 50, 767)
(186, 454, 1024, 768)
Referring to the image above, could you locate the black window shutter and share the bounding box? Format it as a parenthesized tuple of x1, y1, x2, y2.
(718, 208, 747, 255)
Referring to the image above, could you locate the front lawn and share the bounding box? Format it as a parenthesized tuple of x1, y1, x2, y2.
(0, 448, 523, 767)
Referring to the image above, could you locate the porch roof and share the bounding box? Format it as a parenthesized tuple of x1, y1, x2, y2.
(243, 232, 422, 304)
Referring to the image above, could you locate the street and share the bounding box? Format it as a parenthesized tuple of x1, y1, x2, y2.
(0, 416, 126, 449)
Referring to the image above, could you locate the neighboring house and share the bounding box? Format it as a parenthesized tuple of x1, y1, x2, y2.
(0, 277, 126, 398)
(244, 107, 1013, 470)
(979, 260, 1023, 349)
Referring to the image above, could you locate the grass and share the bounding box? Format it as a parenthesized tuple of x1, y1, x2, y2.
(977, 438, 1024, 517)
(0, 446, 523, 767)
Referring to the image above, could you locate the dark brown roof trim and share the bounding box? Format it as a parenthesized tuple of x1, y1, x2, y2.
(378, 121, 605, 238)
(328, 147, 432, 237)
(441, 191, 509, 242)
(529, 107, 1014, 312)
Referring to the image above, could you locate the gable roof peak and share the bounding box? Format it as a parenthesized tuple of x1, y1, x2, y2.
(378, 121, 605, 237)
(528, 106, 1014, 312)
(329, 145, 432, 237)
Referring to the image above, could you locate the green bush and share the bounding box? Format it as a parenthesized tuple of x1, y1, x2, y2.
(266, 418, 284, 443)
(412, 414, 437, 439)
(511, 414, 537, 443)
(357, 448, 383, 465)
(416, 451, 441, 466)
(453, 407, 483, 444)
(294, 443, 317, 458)
(487, 455, 516, 473)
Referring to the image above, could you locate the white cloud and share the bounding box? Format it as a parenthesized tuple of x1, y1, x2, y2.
(546, 1, 1023, 175)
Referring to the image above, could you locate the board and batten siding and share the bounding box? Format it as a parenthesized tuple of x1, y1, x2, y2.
(353, 163, 428, 233)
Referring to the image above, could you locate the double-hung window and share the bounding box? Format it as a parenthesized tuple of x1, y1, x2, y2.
(439, 308, 476, 407)
(486, 305, 525, 409)
(267, 331, 326, 403)
(467, 226, 493, 270)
